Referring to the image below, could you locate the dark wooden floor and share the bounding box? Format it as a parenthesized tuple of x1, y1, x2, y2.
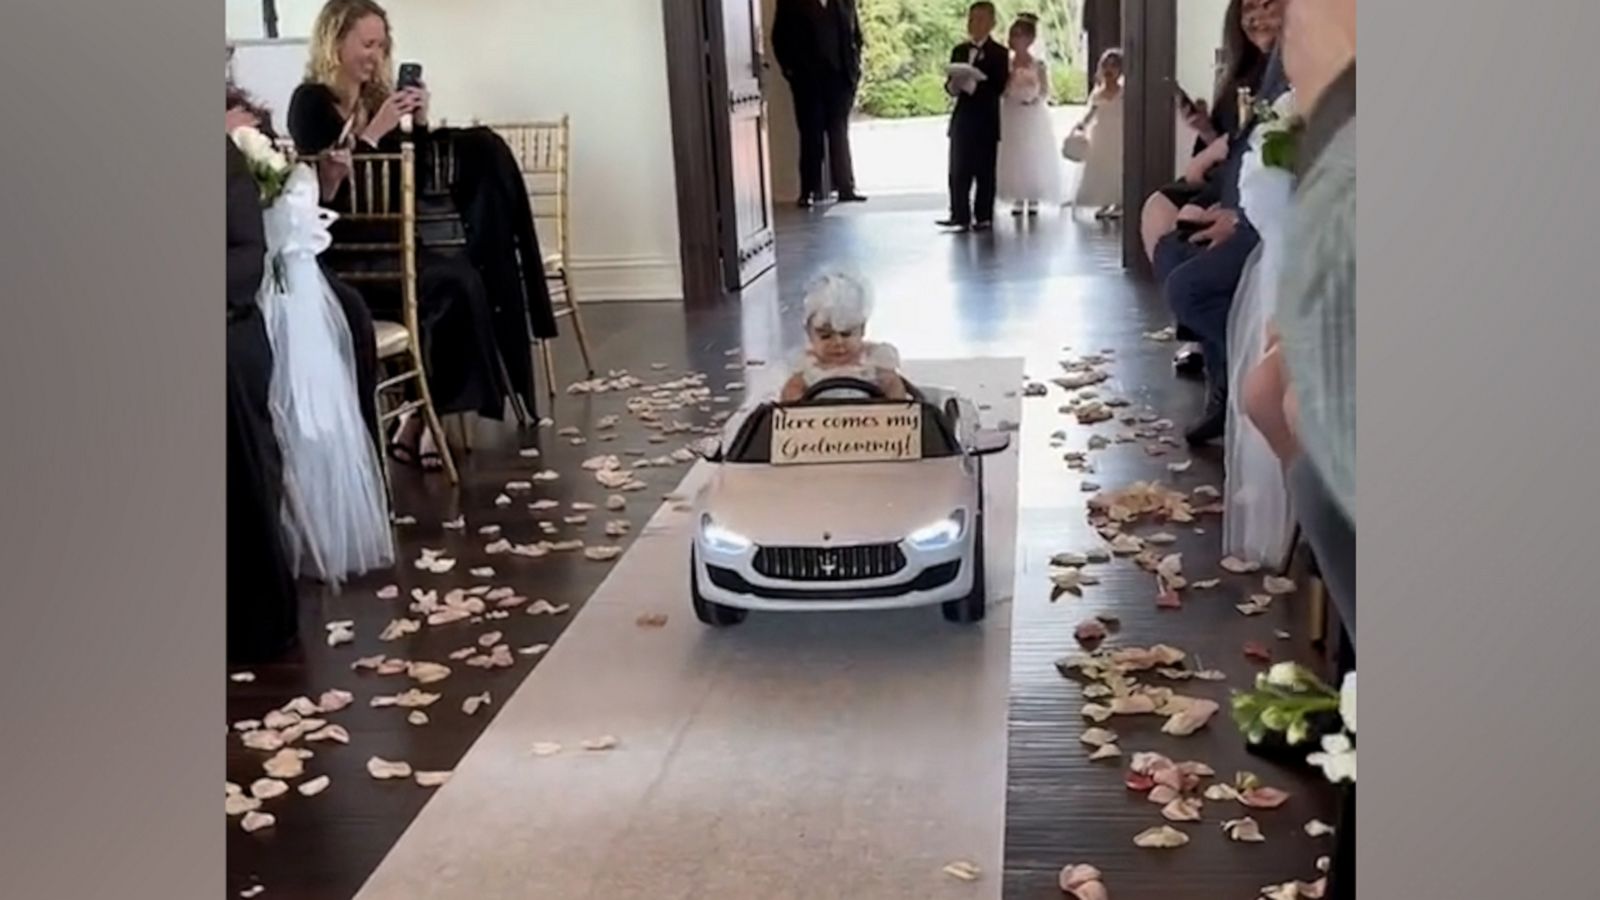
(225, 198, 1336, 899)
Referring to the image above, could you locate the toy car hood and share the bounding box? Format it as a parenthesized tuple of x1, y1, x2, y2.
(696, 456, 973, 546)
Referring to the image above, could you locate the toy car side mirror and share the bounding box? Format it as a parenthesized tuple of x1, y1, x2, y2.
(970, 429, 1011, 456)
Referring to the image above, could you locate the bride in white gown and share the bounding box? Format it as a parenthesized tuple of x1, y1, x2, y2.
(996, 14, 1063, 215)
(258, 164, 395, 587)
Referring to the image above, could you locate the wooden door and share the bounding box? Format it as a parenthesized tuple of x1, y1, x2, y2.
(1121, 0, 1177, 276)
(708, 0, 778, 290)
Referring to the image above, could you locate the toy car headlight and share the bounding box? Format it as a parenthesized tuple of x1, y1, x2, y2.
(907, 509, 967, 550)
(700, 514, 752, 554)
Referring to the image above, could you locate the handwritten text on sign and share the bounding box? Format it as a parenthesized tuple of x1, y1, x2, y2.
(770, 403, 923, 465)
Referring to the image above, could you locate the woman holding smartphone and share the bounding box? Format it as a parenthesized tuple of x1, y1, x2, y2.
(288, 0, 509, 473)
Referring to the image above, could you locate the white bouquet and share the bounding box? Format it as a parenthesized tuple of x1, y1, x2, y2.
(1231, 663, 1356, 784)
(229, 125, 293, 205)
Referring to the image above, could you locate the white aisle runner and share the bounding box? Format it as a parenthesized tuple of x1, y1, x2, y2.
(355, 358, 1022, 900)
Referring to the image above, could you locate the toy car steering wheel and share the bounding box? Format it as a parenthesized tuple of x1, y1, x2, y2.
(801, 377, 888, 401)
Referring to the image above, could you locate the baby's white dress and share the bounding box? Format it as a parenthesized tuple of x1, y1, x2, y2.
(793, 342, 903, 398)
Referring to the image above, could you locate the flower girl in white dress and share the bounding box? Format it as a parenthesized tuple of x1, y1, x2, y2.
(996, 14, 1063, 217)
(780, 272, 906, 403)
(1068, 48, 1125, 219)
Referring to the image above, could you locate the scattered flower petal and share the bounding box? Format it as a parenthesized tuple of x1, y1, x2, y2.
(1223, 816, 1266, 842)
(249, 778, 288, 800)
(1133, 825, 1190, 849)
(1162, 797, 1203, 822)
(1089, 743, 1122, 761)
(366, 757, 413, 780)
(942, 861, 981, 882)
(1304, 819, 1336, 838)
(1238, 786, 1291, 809)
(240, 811, 276, 833)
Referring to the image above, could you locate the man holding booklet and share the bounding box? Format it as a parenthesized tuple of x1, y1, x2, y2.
(939, 1, 1010, 233)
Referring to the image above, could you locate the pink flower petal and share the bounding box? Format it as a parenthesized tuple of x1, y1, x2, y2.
(1239, 786, 1291, 809)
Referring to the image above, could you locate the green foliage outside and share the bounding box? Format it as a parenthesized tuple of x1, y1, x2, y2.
(856, 0, 1087, 119)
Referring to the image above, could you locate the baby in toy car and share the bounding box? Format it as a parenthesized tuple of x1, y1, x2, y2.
(780, 272, 908, 403)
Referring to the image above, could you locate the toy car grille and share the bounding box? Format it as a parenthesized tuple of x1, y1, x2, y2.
(752, 544, 908, 581)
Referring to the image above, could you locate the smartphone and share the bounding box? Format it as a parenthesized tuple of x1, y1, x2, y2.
(397, 62, 424, 91)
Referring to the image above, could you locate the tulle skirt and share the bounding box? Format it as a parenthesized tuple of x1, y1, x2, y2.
(1073, 99, 1124, 208)
(1222, 150, 1296, 567)
(258, 239, 394, 586)
(997, 100, 1064, 204)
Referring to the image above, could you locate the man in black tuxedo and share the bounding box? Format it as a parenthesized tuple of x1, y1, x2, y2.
(226, 136, 300, 663)
(772, 0, 867, 208)
(938, 2, 1010, 232)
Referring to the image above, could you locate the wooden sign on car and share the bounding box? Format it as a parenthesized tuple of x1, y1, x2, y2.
(769, 402, 923, 466)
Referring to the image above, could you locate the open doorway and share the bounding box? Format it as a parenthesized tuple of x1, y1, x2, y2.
(847, 0, 1089, 198)
(759, 0, 1099, 203)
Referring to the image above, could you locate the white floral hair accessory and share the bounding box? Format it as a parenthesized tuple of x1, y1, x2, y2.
(803, 271, 873, 332)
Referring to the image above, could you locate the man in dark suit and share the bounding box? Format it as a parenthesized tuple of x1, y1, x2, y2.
(772, 0, 867, 208)
(938, 1, 1010, 232)
(226, 136, 300, 663)
(1082, 0, 1122, 88)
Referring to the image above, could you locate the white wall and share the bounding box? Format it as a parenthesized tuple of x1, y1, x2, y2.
(1174, 0, 1230, 173)
(226, 0, 683, 302)
(1177, 0, 1229, 116)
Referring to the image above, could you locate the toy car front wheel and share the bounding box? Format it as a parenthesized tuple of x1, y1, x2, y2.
(690, 550, 748, 627)
(941, 523, 987, 623)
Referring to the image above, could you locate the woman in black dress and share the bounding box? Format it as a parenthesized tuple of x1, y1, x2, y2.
(288, 0, 509, 472)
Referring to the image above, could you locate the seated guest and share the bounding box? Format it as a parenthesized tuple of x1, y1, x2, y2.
(1155, 26, 1288, 446)
(289, 0, 516, 472)
(1142, 0, 1278, 260)
(1141, 0, 1280, 376)
(227, 134, 298, 663)
(1251, 5, 1354, 896)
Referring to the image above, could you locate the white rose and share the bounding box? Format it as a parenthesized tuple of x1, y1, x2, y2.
(1339, 671, 1356, 734)
(230, 126, 272, 162)
(1271, 89, 1296, 121)
(1266, 662, 1301, 688)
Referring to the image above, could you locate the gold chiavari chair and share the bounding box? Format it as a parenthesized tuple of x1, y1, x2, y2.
(324, 142, 461, 487)
(473, 116, 597, 396)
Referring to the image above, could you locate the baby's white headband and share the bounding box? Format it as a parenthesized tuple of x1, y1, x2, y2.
(803, 271, 873, 331)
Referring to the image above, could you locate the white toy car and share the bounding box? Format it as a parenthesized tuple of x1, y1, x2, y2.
(689, 375, 1010, 627)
